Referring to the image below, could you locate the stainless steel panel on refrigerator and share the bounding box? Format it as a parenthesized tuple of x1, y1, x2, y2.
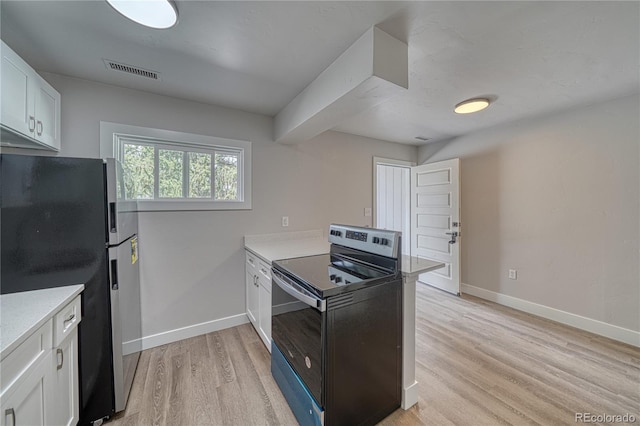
(105, 158, 138, 246)
(108, 234, 142, 413)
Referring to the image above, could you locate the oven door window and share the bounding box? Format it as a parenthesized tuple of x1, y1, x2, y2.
(272, 281, 323, 406)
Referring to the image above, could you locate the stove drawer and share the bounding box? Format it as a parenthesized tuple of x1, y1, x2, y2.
(272, 343, 323, 426)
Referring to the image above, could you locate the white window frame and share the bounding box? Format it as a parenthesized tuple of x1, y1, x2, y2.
(100, 121, 252, 211)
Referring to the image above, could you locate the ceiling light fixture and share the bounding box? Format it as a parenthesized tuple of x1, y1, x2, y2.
(106, 0, 178, 29)
(454, 98, 490, 114)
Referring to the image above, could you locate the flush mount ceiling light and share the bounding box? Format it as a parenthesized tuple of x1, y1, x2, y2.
(106, 0, 178, 29)
(454, 98, 490, 114)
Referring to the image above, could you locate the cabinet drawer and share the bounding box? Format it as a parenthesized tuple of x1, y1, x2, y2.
(258, 260, 271, 281)
(53, 296, 81, 347)
(1, 319, 52, 396)
(246, 251, 257, 272)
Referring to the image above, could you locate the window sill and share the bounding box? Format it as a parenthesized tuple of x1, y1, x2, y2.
(133, 199, 252, 212)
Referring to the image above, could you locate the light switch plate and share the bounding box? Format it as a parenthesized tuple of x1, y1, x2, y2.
(364, 207, 372, 217)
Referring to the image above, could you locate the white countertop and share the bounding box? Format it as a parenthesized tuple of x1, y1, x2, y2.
(401, 255, 445, 279)
(1, 285, 84, 360)
(245, 230, 330, 263)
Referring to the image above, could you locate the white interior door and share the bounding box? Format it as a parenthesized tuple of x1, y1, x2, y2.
(411, 158, 461, 295)
(376, 163, 411, 257)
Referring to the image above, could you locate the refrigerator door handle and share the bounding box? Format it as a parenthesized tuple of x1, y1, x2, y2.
(111, 259, 119, 290)
(109, 202, 117, 233)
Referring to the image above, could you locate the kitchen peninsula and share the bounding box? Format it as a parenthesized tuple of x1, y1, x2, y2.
(244, 229, 444, 410)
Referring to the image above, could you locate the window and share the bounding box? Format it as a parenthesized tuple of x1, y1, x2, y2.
(100, 122, 251, 211)
(119, 140, 239, 201)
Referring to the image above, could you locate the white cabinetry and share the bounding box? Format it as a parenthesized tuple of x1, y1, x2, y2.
(0, 321, 52, 426)
(0, 295, 81, 426)
(50, 296, 81, 426)
(256, 260, 272, 349)
(245, 250, 272, 352)
(246, 252, 259, 327)
(1, 40, 61, 151)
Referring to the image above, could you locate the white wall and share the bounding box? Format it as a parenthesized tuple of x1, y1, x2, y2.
(18, 73, 417, 344)
(419, 94, 640, 334)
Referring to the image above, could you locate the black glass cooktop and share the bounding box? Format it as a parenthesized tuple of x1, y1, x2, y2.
(273, 253, 392, 297)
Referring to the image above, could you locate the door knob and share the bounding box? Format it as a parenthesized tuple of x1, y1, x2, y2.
(445, 231, 459, 244)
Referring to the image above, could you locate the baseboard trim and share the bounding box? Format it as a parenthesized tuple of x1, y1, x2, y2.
(461, 283, 639, 347)
(401, 380, 419, 410)
(123, 313, 250, 353)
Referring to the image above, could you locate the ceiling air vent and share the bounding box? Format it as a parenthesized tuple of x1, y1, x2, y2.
(103, 59, 160, 81)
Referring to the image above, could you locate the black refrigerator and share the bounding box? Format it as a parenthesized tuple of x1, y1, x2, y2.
(0, 154, 142, 425)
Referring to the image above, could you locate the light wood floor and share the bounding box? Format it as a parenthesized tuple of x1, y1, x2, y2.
(110, 284, 640, 425)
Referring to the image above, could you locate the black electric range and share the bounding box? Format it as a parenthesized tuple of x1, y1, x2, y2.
(271, 224, 403, 426)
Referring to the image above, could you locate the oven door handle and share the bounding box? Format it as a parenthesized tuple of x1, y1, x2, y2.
(272, 271, 326, 312)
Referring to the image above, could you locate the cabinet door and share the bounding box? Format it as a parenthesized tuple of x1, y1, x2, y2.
(246, 270, 259, 327)
(257, 260, 272, 350)
(1, 41, 35, 138)
(50, 331, 79, 426)
(33, 79, 60, 151)
(0, 352, 52, 426)
(245, 252, 259, 328)
(258, 279, 272, 352)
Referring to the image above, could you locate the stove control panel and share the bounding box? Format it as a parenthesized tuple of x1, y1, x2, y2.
(328, 224, 400, 258)
(345, 230, 367, 241)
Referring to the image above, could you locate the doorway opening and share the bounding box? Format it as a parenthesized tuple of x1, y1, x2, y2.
(374, 157, 461, 295)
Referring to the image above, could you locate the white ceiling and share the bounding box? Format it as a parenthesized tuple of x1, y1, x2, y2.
(2, 1, 638, 145)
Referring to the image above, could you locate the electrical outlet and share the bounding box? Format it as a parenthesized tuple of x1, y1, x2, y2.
(364, 207, 372, 217)
(508, 269, 517, 280)
(281, 216, 289, 227)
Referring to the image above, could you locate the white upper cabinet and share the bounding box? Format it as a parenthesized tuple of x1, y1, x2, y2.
(33, 79, 60, 150)
(1, 40, 60, 151)
(1, 42, 34, 138)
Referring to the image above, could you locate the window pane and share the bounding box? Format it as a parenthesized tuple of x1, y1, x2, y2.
(159, 149, 183, 198)
(123, 143, 154, 199)
(188, 152, 212, 198)
(214, 153, 238, 200)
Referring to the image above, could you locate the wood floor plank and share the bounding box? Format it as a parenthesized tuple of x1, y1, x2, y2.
(238, 328, 298, 425)
(109, 284, 639, 426)
(166, 353, 189, 426)
(121, 346, 150, 417)
(186, 333, 210, 377)
(182, 333, 223, 425)
(189, 362, 223, 426)
(219, 327, 281, 426)
(207, 330, 236, 385)
(116, 412, 139, 426)
(140, 344, 170, 426)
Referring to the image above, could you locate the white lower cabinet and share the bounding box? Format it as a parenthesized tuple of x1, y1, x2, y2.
(246, 252, 259, 328)
(257, 260, 272, 349)
(0, 295, 81, 426)
(50, 294, 81, 426)
(0, 350, 52, 426)
(245, 250, 272, 352)
(51, 329, 80, 425)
